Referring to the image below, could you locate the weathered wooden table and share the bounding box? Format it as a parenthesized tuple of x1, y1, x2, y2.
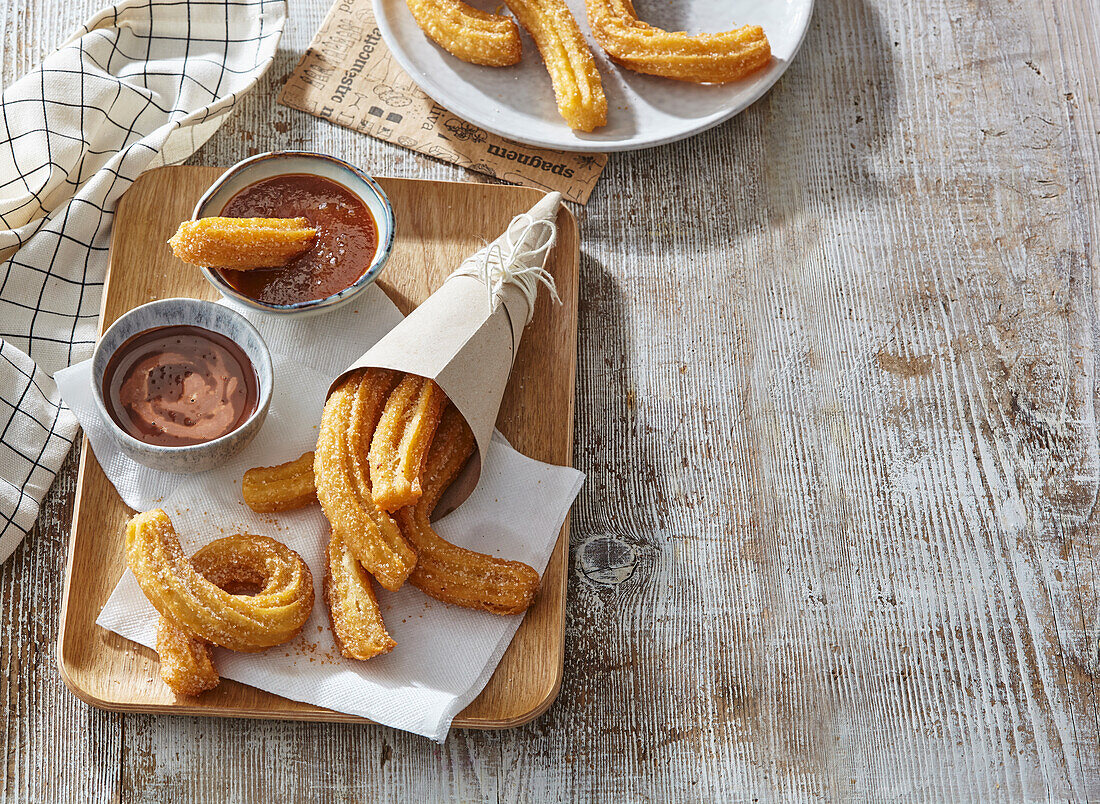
(4, 0, 1099, 800)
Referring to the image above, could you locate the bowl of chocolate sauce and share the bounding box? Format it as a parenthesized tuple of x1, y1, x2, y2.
(192, 151, 396, 316)
(90, 298, 273, 472)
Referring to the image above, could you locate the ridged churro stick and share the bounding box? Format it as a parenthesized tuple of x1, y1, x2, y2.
(168, 217, 317, 269)
(396, 406, 541, 614)
(325, 528, 397, 660)
(242, 452, 317, 513)
(316, 369, 408, 657)
(585, 0, 770, 84)
(369, 375, 448, 512)
(315, 370, 417, 591)
(503, 0, 607, 131)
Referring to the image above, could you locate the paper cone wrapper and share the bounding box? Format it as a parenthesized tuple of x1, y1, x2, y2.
(330, 191, 563, 513)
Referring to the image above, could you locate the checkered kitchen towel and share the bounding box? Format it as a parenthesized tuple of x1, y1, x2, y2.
(0, 0, 285, 561)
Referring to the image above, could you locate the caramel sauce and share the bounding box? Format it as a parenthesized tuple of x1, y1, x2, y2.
(102, 325, 258, 447)
(216, 174, 378, 305)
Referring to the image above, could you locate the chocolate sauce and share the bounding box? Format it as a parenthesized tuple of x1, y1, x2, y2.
(102, 325, 258, 447)
(217, 173, 378, 305)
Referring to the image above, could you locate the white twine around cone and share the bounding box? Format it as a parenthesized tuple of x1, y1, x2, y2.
(448, 191, 563, 324)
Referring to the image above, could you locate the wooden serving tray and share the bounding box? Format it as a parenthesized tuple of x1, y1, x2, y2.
(57, 166, 578, 729)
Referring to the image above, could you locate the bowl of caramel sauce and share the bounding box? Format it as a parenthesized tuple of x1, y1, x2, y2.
(90, 298, 273, 472)
(192, 151, 396, 316)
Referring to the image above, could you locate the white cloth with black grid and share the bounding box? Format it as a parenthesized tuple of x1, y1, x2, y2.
(0, 0, 285, 560)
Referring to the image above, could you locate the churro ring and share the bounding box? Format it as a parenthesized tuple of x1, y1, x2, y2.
(585, 0, 770, 84)
(125, 510, 315, 655)
(154, 533, 304, 695)
(396, 406, 540, 614)
(406, 0, 522, 66)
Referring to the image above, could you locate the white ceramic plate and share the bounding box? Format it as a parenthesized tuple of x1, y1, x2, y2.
(374, 0, 815, 152)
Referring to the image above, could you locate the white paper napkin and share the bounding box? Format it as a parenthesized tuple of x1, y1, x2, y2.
(54, 286, 583, 741)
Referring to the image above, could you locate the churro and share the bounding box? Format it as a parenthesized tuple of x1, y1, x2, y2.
(369, 374, 448, 512)
(585, 0, 770, 84)
(125, 510, 314, 694)
(325, 528, 397, 660)
(152, 533, 289, 695)
(155, 618, 220, 696)
(243, 452, 317, 513)
(406, 0, 522, 66)
(503, 0, 607, 131)
(168, 217, 317, 269)
(315, 369, 417, 591)
(396, 406, 540, 614)
(126, 511, 314, 652)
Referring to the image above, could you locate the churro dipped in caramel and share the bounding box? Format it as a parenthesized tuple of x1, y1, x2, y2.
(168, 216, 317, 269)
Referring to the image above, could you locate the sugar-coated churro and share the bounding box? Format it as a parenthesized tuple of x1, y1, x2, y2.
(153, 533, 290, 696)
(369, 374, 448, 512)
(155, 617, 220, 696)
(503, 0, 607, 131)
(325, 528, 397, 660)
(243, 452, 317, 513)
(396, 406, 541, 614)
(585, 0, 770, 84)
(126, 511, 314, 652)
(406, 0, 522, 66)
(168, 217, 317, 269)
(125, 510, 315, 694)
(315, 370, 417, 591)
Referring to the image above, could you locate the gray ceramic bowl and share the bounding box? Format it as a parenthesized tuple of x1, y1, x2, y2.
(193, 151, 396, 317)
(90, 298, 273, 473)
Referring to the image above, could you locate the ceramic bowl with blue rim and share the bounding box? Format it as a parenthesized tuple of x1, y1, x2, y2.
(192, 151, 396, 317)
(90, 298, 274, 473)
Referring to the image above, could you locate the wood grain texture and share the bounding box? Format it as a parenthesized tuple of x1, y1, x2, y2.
(3, 0, 1100, 799)
(57, 166, 578, 728)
